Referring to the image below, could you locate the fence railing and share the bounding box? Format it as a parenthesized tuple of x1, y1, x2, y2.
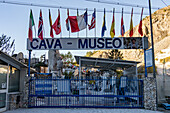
(28, 77, 143, 108)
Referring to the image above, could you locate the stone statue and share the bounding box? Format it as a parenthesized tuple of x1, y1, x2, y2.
(48, 50, 60, 73)
(57, 57, 63, 76)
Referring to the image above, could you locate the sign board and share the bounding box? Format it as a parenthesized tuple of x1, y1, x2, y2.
(35, 79, 52, 95)
(1, 83, 6, 89)
(145, 49, 153, 67)
(27, 37, 148, 50)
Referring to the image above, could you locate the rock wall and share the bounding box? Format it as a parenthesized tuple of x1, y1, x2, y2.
(143, 77, 157, 110)
(7, 76, 30, 110)
(20, 76, 30, 108)
(8, 94, 20, 110)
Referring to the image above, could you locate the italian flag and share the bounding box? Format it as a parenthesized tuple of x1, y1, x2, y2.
(28, 9, 35, 42)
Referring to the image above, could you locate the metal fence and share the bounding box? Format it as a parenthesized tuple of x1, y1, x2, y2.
(28, 77, 143, 108)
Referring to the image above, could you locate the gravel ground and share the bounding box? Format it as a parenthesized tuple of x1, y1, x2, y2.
(3, 108, 165, 113)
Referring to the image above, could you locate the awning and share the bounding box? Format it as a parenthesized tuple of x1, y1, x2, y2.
(75, 56, 140, 70)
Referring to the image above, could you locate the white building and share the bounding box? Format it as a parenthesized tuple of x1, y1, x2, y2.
(0, 51, 35, 112)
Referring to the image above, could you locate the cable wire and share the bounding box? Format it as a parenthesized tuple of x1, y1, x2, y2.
(85, 0, 161, 10)
(161, 0, 168, 7)
(0, 0, 169, 16)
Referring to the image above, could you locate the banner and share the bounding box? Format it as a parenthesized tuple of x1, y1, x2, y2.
(145, 49, 153, 67)
(27, 37, 148, 50)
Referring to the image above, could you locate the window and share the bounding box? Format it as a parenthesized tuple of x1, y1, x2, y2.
(0, 93, 6, 108)
(0, 65, 8, 90)
(8, 66, 20, 92)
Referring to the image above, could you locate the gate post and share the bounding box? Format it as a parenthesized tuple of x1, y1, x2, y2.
(143, 77, 157, 110)
(20, 76, 31, 108)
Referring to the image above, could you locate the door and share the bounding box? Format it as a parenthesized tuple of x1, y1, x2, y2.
(0, 65, 8, 112)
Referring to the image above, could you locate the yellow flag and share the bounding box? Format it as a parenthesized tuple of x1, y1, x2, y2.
(110, 8, 115, 38)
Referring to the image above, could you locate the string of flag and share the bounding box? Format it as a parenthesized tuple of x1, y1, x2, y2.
(28, 8, 144, 42)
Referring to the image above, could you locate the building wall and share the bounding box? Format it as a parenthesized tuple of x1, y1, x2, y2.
(7, 67, 27, 110)
(20, 68, 27, 92)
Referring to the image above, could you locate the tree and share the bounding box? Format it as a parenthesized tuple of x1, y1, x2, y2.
(108, 49, 123, 60)
(85, 51, 93, 57)
(85, 50, 98, 57)
(60, 51, 74, 64)
(0, 34, 15, 55)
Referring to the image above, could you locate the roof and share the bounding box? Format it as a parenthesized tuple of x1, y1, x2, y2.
(75, 56, 140, 70)
(0, 51, 36, 73)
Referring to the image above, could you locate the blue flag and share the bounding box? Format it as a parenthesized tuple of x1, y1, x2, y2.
(101, 8, 107, 37)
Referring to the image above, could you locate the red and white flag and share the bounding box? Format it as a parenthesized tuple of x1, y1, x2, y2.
(68, 11, 88, 33)
(138, 8, 144, 36)
(66, 9, 70, 31)
(38, 10, 43, 40)
(28, 9, 35, 42)
(52, 9, 61, 35)
(88, 10, 96, 30)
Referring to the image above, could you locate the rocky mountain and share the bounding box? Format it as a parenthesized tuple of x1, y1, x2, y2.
(92, 6, 170, 62)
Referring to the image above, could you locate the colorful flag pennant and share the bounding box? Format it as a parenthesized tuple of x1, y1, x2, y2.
(68, 11, 88, 33)
(66, 9, 70, 31)
(138, 8, 144, 36)
(38, 10, 43, 40)
(129, 8, 133, 37)
(28, 9, 35, 42)
(49, 9, 54, 38)
(88, 9, 96, 30)
(52, 9, 61, 35)
(120, 8, 125, 36)
(101, 8, 106, 37)
(110, 8, 115, 38)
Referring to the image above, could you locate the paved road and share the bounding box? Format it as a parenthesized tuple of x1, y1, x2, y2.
(3, 108, 164, 113)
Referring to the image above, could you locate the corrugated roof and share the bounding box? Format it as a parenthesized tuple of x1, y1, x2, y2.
(75, 56, 140, 70)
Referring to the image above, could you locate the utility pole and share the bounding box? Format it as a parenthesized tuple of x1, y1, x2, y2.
(148, 0, 156, 78)
(148, 0, 157, 110)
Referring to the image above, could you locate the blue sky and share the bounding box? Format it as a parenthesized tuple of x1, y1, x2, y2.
(0, 0, 169, 58)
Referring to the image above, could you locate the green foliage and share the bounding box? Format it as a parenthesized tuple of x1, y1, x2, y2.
(116, 70, 123, 79)
(89, 80, 95, 84)
(0, 34, 10, 48)
(160, 57, 170, 64)
(85, 51, 93, 57)
(61, 51, 74, 63)
(138, 65, 157, 73)
(0, 34, 15, 55)
(34, 62, 47, 68)
(64, 71, 73, 79)
(85, 51, 98, 57)
(40, 54, 45, 62)
(108, 49, 123, 60)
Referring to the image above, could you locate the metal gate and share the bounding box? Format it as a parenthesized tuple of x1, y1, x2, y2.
(28, 77, 143, 108)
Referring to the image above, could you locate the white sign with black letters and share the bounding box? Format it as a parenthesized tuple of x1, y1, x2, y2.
(27, 37, 147, 50)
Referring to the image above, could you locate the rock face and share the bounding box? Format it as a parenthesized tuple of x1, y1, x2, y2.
(121, 6, 170, 62)
(92, 6, 170, 62)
